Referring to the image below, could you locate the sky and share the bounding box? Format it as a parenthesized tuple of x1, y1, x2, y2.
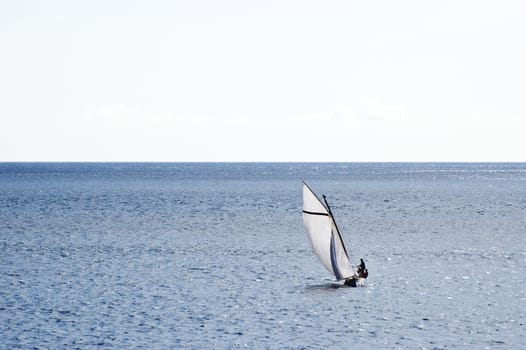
(1, 0, 525, 162)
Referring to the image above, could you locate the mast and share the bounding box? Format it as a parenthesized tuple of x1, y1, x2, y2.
(322, 195, 350, 260)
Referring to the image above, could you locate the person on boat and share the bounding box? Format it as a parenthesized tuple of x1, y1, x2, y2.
(357, 258, 366, 274)
(356, 258, 368, 278)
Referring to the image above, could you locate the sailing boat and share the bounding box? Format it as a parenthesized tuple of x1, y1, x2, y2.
(302, 182, 367, 287)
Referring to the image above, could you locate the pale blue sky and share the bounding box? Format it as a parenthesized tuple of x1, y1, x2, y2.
(1, 0, 525, 161)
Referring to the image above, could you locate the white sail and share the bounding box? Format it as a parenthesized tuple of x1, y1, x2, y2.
(329, 219, 355, 280)
(302, 183, 355, 280)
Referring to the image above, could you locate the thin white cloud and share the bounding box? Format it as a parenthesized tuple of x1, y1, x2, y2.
(295, 102, 406, 125)
(80, 104, 140, 122)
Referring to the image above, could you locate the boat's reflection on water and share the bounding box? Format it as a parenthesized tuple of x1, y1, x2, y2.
(304, 282, 350, 291)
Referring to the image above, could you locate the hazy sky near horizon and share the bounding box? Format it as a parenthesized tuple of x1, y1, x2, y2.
(1, 0, 525, 161)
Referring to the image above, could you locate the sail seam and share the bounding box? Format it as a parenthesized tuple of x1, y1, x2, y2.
(302, 210, 329, 216)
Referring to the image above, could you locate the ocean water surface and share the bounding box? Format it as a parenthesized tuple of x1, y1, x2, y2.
(1, 163, 525, 349)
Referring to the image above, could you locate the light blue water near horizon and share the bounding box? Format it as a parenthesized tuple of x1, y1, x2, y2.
(1, 163, 525, 349)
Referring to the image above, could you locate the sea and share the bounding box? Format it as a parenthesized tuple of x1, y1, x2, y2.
(1, 162, 525, 349)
